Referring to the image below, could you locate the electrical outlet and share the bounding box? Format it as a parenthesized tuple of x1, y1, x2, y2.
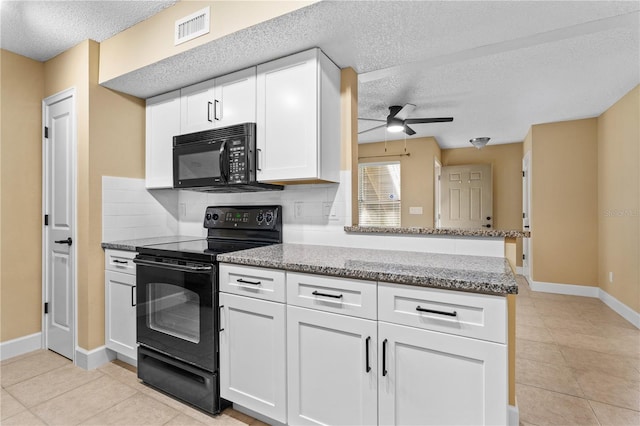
(322, 202, 332, 217)
(294, 201, 304, 218)
(179, 203, 186, 218)
(609, 272, 614, 283)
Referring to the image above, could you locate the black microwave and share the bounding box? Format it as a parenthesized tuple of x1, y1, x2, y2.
(173, 123, 282, 192)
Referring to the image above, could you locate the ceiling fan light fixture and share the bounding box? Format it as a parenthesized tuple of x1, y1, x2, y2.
(469, 137, 490, 149)
(386, 117, 404, 133)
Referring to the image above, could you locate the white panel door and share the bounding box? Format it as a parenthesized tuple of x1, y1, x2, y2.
(287, 305, 378, 426)
(213, 67, 256, 128)
(180, 79, 215, 134)
(378, 322, 507, 426)
(45, 93, 75, 360)
(105, 270, 137, 360)
(440, 164, 493, 229)
(256, 49, 319, 182)
(219, 293, 287, 423)
(146, 90, 180, 188)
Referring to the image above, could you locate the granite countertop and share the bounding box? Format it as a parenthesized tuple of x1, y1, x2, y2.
(101, 235, 202, 252)
(218, 244, 518, 295)
(344, 226, 530, 238)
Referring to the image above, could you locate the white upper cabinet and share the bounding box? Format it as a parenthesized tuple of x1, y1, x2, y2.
(214, 67, 256, 128)
(180, 68, 257, 134)
(256, 48, 341, 183)
(180, 79, 215, 134)
(146, 90, 180, 189)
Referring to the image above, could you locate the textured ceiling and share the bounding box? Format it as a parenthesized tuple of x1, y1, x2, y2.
(0, 0, 176, 62)
(3, 1, 639, 149)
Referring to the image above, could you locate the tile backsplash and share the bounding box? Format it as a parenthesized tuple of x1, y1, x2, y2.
(102, 173, 503, 256)
(102, 176, 179, 241)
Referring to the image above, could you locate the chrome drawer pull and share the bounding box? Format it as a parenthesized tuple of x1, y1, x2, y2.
(416, 306, 458, 317)
(237, 278, 261, 286)
(113, 259, 129, 264)
(312, 290, 343, 299)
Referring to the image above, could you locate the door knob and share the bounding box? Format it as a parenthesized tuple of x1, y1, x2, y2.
(54, 237, 72, 246)
(483, 224, 491, 228)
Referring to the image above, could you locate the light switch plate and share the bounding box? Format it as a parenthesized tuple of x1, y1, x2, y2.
(409, 206, 423, 215)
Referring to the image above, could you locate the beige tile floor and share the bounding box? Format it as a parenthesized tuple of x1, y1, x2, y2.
(1, 276, 638, 425)
(515, 276, 640, 425)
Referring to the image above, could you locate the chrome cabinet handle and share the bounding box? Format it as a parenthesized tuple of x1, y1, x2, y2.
(113, 259, 128, 264)
(207, 101, 213, 122)
(219, 305, 224, 332)
(214, 100, 220, 121)
(131, 286, 136, 307)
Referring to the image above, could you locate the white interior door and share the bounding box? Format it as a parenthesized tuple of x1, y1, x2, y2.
(440, 164, 492, 229)
(434, 159, 442, 228)
(522, 153, 531, 278)
(44, 90, 76, 360)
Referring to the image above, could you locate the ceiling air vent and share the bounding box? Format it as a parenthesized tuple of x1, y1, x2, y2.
(175, 6, 210, 46)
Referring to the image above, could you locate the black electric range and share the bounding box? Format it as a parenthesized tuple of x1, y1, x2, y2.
(134, 205, 282, 414)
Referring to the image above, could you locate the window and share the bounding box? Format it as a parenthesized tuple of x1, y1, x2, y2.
(358, 162, 401, 227)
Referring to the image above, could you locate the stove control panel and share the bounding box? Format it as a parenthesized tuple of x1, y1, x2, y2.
(204, 205, 281, 230)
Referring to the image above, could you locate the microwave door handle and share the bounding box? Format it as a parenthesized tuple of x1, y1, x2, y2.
(219, 141, 228, 183)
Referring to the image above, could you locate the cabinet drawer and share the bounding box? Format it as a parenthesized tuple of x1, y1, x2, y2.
(219, 264, 285, 303)
(378, 283, 506, 343)
(287, 273, 377, 320)
(105, 249, 137, 274)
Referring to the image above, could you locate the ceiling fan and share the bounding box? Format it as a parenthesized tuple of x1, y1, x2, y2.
(358, 104, 453, 136)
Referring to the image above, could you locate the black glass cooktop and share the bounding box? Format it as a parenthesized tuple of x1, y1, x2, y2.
(136, 238, 271, 263)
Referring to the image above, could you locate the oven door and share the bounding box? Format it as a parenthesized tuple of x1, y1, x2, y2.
(135, 256, 217, 372)
(173, 139, 229, 188)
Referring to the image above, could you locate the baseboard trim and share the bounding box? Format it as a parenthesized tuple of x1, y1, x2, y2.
(530, 280, 599, 298)
(599, 289, 640, 329)
(0, 332, 42, 361)
(75, 346, 115, 370)
(508, 403, 519, 426)
(530, 280, 639, 329)
(516, 266, 523, 275)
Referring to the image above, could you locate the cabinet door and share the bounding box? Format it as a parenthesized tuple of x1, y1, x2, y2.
(105, 270, 137, 360)
(219, 293, 287, 423)
(287, 305, 377, 426)
(213, 67, 256, 128)
(146, 90, 180, 189)
(378, 322, 507, 426)
(180, 79, 215, 134)
(256, 49, 319, 182)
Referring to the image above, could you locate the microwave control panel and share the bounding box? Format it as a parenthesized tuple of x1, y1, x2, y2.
(228, 139, 248, 183)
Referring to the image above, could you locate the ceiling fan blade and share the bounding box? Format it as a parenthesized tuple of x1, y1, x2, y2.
(395, 103, 416, 120)
(357, 118, 386, 122)
(404, 117, 454, 124)
(358, 124, 386, 134)
(403, 125, 416, 136)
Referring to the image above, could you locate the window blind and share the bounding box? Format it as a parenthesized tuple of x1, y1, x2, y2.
(358, 162, 401, 227)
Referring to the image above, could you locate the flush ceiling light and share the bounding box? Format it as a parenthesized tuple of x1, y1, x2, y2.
(469, 137, 491, 149)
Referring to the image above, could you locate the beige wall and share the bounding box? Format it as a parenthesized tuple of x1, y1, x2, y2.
(358, 137, 441, 227)
(442, 143, 524, 266)
(0, 50, 45, 342)
(597, 85, 639, 311)
(99, 1, 316, 83)
(339, 68, 358, 226)
(530, 118, 599, 286)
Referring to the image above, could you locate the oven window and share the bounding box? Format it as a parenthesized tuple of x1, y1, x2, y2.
(148, 283, 200, 343)
(178, 150, 220, 180)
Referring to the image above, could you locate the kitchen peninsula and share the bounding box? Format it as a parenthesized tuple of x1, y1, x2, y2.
(217, 243, 517, 425)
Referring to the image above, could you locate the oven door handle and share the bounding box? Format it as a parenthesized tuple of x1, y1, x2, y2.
(133, 258, 213, 273)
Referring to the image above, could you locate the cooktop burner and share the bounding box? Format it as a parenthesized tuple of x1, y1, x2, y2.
(136, 205, 282, 263)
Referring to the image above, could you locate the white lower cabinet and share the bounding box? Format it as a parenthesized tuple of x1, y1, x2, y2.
(378, 322, 507, 426)
(219, 292, 287, 423)
(105, 249, 137, 361)
(287, 306, 378, 426)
